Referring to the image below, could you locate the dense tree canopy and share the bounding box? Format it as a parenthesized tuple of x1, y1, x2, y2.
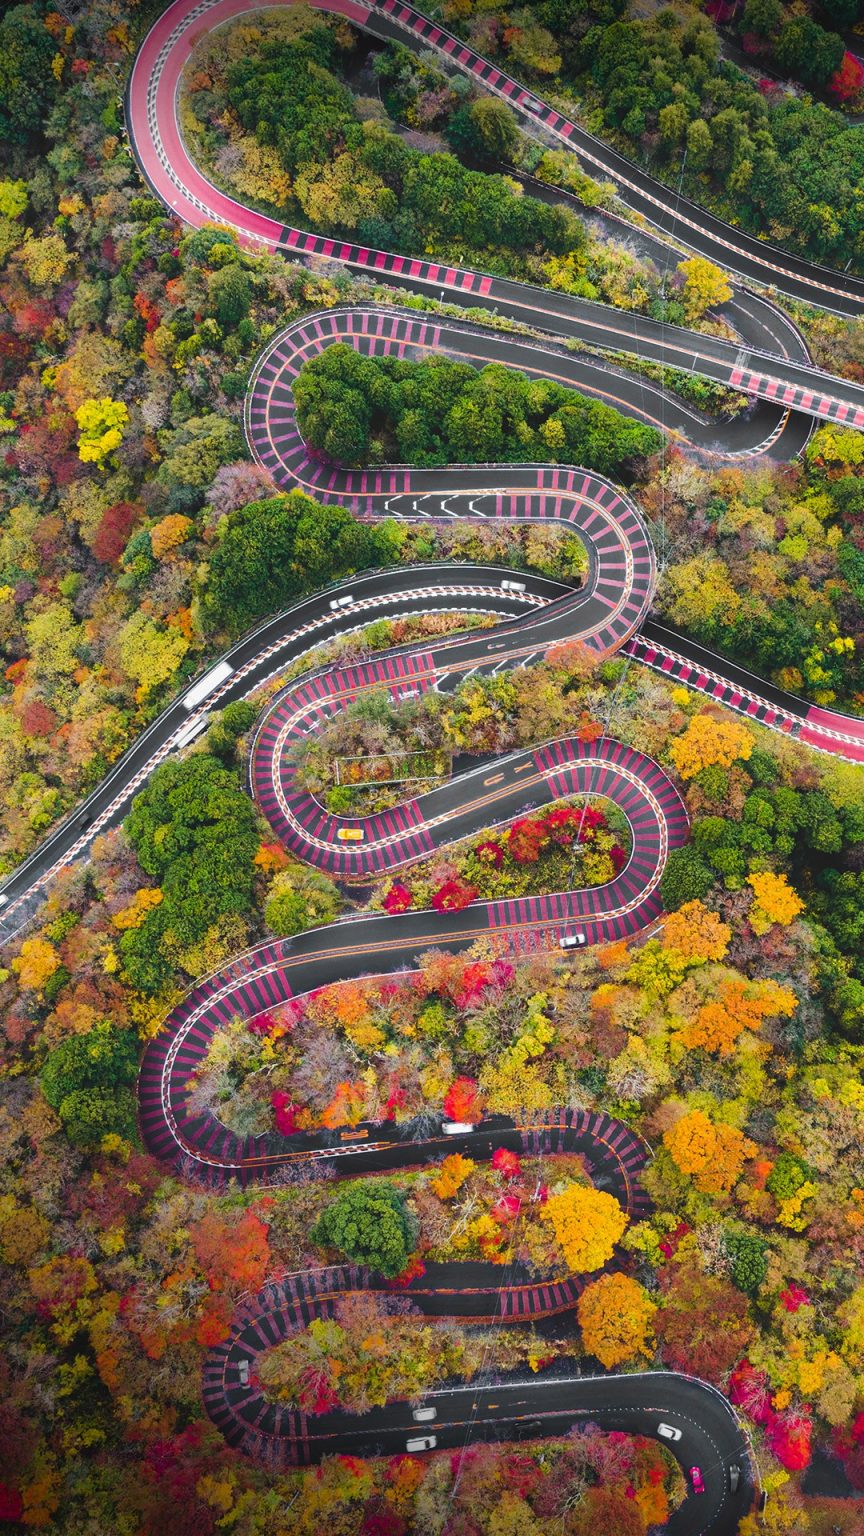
(202, 489, 385, 632)
(584, 9, 864, 267)
(294, 345, 662, 473)
(40, 1020, 139, 1145)
(120, 754, 261, 993)
(220, 25, 584, 271)
(0, 3, 57, 145)
(311, 1180, 416, 1277)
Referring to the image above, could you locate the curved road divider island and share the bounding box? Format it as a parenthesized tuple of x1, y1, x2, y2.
(4, 1, 864, 1530)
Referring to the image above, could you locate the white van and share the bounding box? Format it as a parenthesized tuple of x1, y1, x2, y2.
(559, 932, 587, 950)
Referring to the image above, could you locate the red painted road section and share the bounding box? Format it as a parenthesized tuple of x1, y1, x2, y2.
(199, 1105, 652, 1467)
(625, 633, 864, 765)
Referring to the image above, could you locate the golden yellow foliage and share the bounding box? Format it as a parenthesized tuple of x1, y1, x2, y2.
(430, 1154, 475, 1200)
(678, 255, 733, 320)
(747, 871, 805, 934)
(839, 1284, 864, 1366)
(669, 714, 753, 779)
(680, 976, 797, 1056)
(540, 1182, 628, 1273)
(150, 514, 194, 559)
(662, 899, 731, 963)
(111, 887, 163, 931)
(75, 397, 128, 466)
(20, 231, 72, 288)
(11, 935, 60, 991)
(577, 1271, 656, 1367)
(231, 135, 292, 206)
(663, 1108, 756, 1193)
(0, 1194, 49, 1266)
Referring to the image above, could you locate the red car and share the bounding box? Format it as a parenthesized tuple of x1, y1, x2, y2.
(690, 1467, 705, 1495)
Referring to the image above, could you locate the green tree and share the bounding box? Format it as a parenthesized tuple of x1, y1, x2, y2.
(311, 1181, 416, 1277)
(207, 264, 252, 331)
(202, 489, 382, 633)
(685, 117, 713, 171)
(766, 1151, 811, 1201)
(121, 755, 260, 994)
(775, 16, 844, 86)
(205, 700, 257, 763)
(727, 1232, 769, 1297)
(158, 414, 244, 500)
(740, 0, 784, 37)
(447, 97, 520, 163)
(265, 864, 341, 935)
(660, 845, 715, 910)
(293, 347, 660, 476)
(41, 1021, 139, 1147)
(0, 4, 57, 145)
(226, 31, 355, 177)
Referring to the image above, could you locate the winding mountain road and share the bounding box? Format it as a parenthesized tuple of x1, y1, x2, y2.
(6, 1, 864, 1528)
(126, 0, 864, 436)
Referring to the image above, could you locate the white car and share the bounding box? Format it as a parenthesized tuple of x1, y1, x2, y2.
(442, 1121, 474, 1135)
(412, 1406, 437, 1423)
(237, 1360, 250, 1386)
(559, 932, 587, 950)
(658, 1423, 682, 1443)
(406, 1435, 437, 1452)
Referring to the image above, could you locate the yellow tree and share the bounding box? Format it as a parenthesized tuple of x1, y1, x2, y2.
(111, 888, 164, 931)
(662, 899, 730, 963)
(747, 871, 805, 935)
(150, 514, 194, 560)
(664, 1108, 756, 1194)
(540, 1183, 628, 1272)
(11, 935, 60, 991)
(0, 179, 27, 218)
(678, 256, 732, 321)
(680, 975, 797, 1056)
(20, 231, 72, 289)
(430, 1154, 474, 1200)
(295, 151, 395, 232)
(670, 714, 753, 779)
(75, 398, 128, 466)
(577, 1271, 656, 1367)
(665, 551, 741, 631)
(117, 611, 189, 699)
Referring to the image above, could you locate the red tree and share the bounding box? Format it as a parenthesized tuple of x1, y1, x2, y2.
(91, 501, 141, 564)
(443, 1077, 482, 1121)
(830, 50, 864, 101)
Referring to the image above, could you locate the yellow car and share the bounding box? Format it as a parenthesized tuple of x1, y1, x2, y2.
(336, 827, 365, 842)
